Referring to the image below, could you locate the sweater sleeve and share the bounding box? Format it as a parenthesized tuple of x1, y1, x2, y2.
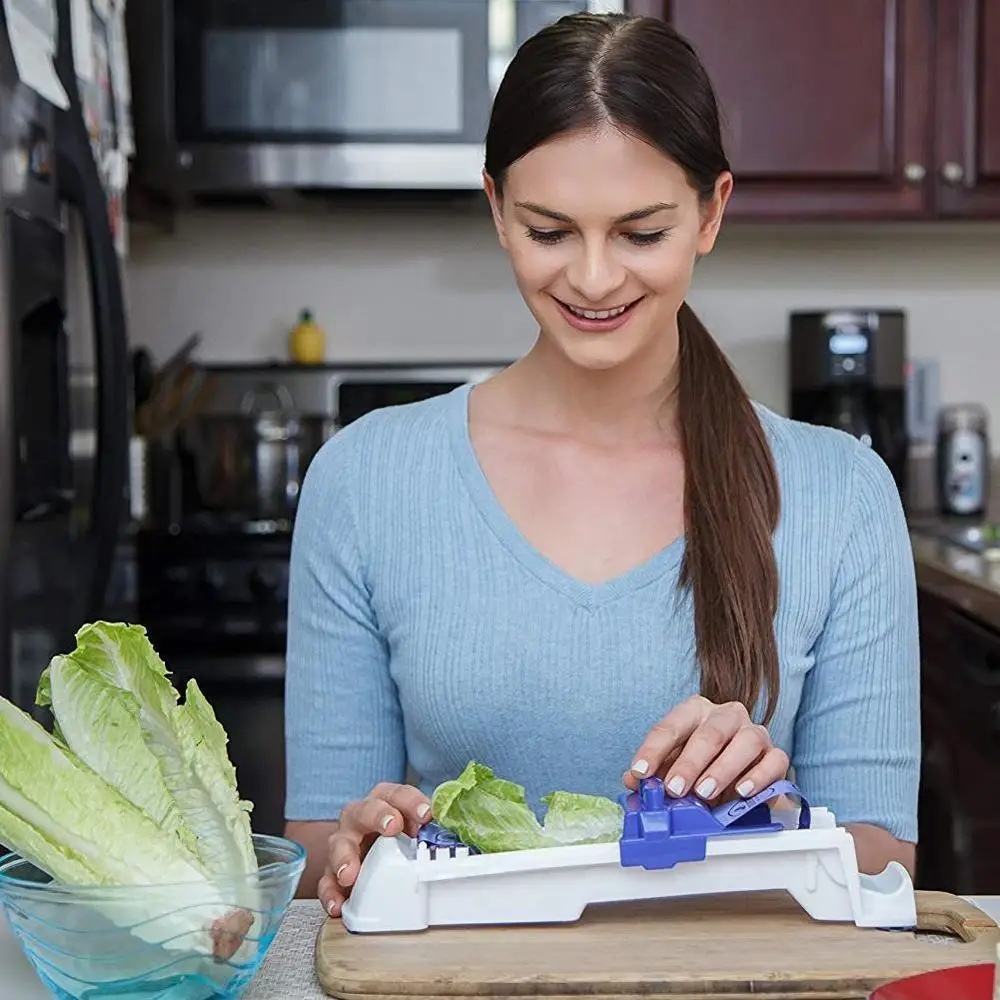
(283, 425, 406, 821)
(790, 442, 921, 843)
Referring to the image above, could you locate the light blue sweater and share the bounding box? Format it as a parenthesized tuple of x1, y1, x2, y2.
(284, 384, 920, 842)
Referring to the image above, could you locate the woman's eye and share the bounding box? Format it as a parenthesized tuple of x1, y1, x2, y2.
(524, 227, 670, 247)
(526, 227, 567, 245)
(625, 230, 669, 246)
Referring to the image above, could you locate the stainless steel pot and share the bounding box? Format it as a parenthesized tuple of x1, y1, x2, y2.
(175, 380, 327, 524)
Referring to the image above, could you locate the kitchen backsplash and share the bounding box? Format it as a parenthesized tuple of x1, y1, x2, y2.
(125, 207, 1000, 442)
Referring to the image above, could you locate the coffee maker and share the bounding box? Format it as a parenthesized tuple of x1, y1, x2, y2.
(789, 309, 908, 505)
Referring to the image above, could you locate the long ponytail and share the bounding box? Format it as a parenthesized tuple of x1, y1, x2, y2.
(676, 302, 781, 724)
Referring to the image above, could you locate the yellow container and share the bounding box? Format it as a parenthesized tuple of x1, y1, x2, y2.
(288, 309, 325, 364)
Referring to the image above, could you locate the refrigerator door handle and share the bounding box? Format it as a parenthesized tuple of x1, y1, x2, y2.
(54, 119, 129, 621)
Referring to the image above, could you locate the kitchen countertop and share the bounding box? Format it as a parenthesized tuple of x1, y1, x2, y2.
(910, 524, 1000, 628)
(2, 896, 1000, 999)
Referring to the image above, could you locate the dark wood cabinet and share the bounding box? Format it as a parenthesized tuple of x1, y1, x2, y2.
(650, 0, 1000, 220)
(933, 0, 1000, 216)
(915, 588, 1000, 894)
(665, 0, 933, 220)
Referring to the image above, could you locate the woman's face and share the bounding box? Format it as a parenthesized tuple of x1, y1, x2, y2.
(485, 125, 731, 374)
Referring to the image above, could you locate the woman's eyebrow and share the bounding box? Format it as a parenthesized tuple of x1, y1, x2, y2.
(513, 201, 679, 224)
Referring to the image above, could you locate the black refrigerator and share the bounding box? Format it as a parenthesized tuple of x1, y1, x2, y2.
(0, 0, 130, 718)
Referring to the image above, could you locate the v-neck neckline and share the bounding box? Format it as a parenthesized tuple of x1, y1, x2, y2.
(445, 383, 686, 609)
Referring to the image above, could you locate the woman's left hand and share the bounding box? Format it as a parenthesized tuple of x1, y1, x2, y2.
(624, 695, 789, 802)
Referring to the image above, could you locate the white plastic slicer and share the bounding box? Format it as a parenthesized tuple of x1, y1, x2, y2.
(340, 777, 917, 934)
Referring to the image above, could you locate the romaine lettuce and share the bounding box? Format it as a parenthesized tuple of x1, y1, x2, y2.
(0, 622, 259, 961)
(37, 622, 256, 878)
(0, 697, 208, 886)
(431, 761, 624, 853)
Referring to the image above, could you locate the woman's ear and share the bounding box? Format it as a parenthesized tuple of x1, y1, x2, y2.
(696, 171, 733, 256)
(482, 170, 509, 250)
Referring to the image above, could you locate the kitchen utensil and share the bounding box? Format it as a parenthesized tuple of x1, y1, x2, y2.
(317, 890, 999, 1000)
(155, 331, 201, 385)
(938, 403, 991, 518)
(339, 778, 915, 934)
(131, 347, 155, 412)
(240, 382, 306, 517)
(136, 365, 215, 528)
(137, 363, 211, 439)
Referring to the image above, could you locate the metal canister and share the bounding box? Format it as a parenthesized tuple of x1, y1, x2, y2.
(241, 383, 304, 519)
(936, 403, 990, 518)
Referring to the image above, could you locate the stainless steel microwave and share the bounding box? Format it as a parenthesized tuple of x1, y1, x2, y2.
(126, 0, 626, 200)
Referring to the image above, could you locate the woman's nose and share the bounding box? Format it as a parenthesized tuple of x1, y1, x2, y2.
(565, 240, 627, 304)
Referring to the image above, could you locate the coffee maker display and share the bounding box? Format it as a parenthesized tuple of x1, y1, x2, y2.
(788, 310, 908, 506)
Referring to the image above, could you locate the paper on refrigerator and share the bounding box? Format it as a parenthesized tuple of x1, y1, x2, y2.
(108, 0, 132, 156)
(68, 0, 92, 81)
(2, 0, 69, 108)
(69, 0, 133, 154)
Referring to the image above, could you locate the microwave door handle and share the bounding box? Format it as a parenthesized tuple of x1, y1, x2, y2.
(55, 121, 130, 620)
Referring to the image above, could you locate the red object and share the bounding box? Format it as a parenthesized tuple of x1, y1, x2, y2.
(870, 963, 996, 999)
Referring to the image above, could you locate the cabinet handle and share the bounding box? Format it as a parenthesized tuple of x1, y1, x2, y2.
(904, 163, 926, 183)
(941, 161, 965, 185)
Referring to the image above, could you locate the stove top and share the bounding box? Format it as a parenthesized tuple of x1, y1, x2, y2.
(162, 512, 294, 537)
(136, 524, 291, 652)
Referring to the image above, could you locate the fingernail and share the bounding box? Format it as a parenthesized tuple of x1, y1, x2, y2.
(737, 780, 754, 797)
(326, 899, 338, 917)
(416, 803, 430, 819)
(381, 814, 394, 830)
(335, 863, 349, 883)
(631, 759, 650, 775)
(667, 775, 686, 796)
(695, 777, 717, 799)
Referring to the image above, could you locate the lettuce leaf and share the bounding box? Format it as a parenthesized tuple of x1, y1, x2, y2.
(431, 761, 623, 853)
(35, 650, 201, 863)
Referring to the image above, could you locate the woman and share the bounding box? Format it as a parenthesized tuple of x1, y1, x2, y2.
(283, 12, 920, 915)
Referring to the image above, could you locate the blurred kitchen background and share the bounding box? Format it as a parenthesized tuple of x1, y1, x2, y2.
(2, 0, 1000, 896)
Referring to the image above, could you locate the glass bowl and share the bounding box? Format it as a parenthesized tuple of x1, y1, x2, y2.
(0, 833, 306, 999)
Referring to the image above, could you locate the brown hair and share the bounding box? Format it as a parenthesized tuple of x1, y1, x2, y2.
(485, 13, 781, 723)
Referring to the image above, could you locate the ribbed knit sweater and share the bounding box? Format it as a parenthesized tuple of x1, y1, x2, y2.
(284, 384, 920, 842)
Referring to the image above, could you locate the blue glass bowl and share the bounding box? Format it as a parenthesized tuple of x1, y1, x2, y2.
(0, 833, 306, 999)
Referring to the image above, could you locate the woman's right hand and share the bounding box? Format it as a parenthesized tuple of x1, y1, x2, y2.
(318, 782, 432, 918)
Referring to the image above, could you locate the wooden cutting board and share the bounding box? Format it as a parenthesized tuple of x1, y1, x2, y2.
(315, 890, 999, 1000)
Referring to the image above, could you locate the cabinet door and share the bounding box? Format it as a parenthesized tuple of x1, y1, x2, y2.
(934, 0, 1000, 216)
(664, 0, 934, 219)
(625, 0, 665, 14)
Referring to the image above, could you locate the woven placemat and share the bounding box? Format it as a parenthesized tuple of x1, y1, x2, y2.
(244, 899, 329, 1000)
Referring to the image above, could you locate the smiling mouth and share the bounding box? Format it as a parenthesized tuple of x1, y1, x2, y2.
(556, 297, 643, 321)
